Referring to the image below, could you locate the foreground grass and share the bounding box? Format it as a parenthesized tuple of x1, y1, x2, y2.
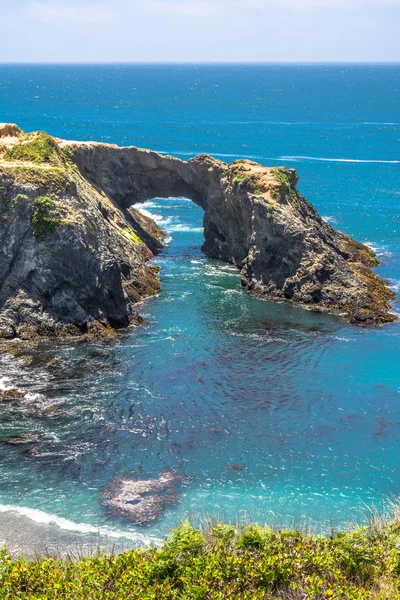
(3, 518, 400, 599)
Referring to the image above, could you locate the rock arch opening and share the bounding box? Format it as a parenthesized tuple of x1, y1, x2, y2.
(71, 143, 237, 266)
(67, 140, 395, 325)
(0, 127, 394, 344)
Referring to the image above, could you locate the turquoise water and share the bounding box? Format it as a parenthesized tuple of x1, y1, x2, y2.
(0, 65, 399, 553)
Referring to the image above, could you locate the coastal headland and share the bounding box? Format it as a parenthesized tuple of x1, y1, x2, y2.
(0, 123, 395, 341)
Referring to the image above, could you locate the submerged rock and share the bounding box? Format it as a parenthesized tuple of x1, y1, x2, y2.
(0, 389, 26, 403)
(226, 463, 247, 471)
(0, 125, 395, 336)
(100, 470, 189, 525)
(6, 433, 41, 445)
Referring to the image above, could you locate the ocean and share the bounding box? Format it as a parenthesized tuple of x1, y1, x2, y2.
(0, 64, 399, 556)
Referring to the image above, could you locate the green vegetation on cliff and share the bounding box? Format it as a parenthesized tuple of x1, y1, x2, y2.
(271, 168, 292, 190)
(31, 195, 62, 241)
(3, 517, 400, 599)
(3, 132, 64, 167)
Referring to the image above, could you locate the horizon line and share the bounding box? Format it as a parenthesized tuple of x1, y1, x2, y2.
(0, 61, 400, 66)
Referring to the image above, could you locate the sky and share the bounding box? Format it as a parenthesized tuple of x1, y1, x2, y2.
(1, 0, 400, 63)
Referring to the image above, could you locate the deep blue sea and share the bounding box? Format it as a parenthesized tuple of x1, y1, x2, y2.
(0, 65, 399, 555)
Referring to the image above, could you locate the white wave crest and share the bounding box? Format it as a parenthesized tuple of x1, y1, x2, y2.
(0, 377, 12, 391)
(322, 215, 337, 224)
(154, 150, 400, 165)
(136, 205, 202, 234)
(389, 280, 400, 294)
(363, 241, 393, 259)
(280, 155, 400, 164)
(0, 505, 161, 546)
(137, 201, 158, 209)
(137, 208, 175, 227)
(167, 224, 203, 233)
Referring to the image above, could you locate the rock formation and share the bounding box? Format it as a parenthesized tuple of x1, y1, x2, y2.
(0, 126, 163, 340)
(0, 124, 395, 339)
(100, 470, 189, 524)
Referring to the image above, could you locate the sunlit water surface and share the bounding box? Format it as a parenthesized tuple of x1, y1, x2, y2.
(0, 65, 399, 555)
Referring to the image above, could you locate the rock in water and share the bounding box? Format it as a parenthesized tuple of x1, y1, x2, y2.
(100, 470, 189, 525)
(0, 126, 395, 339)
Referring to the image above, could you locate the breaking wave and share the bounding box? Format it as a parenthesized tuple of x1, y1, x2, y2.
(0, 505, 161, 546)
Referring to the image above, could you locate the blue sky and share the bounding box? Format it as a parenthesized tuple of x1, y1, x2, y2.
(1, 0, 400, 62)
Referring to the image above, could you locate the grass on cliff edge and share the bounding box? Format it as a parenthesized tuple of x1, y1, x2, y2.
(3, 132, 65, 167)
(4, 510, 400, 600)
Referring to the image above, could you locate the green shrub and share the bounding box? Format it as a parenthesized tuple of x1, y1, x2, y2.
(4, 132, 63, 166)
(2, 521, 400, 598)
(31, 195, 62, 241)
(210, 523, 238, 541)
(237, 524, 273, 549)
(163, 520, 205, 558)
(271, 168, 291, 189)
(233, 172, 261, 194)
(14, 193, 28, 203)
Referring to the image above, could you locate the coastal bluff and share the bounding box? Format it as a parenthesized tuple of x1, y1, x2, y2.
(0, 124, 395, 340)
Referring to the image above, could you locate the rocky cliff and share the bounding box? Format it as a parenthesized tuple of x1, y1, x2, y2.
(0, 124, 395, 340)
(0, 125, 163, 340)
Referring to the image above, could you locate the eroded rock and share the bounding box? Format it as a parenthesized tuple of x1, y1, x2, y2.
(0, 123, 22, 139)
(66, 142, 398, 325)
(0, 130, 164, 340)
(6, 433, 41, 445)
(100, 470, 190, 525)
(0, 388, 26, 403)
(226, 463, 247, 471)
(0, 126, 395, 335)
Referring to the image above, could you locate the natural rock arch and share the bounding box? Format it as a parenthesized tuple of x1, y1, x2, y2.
(69, 143, 210, 209)
(68, 140, 395, 325)
(0, 126, 395, 340)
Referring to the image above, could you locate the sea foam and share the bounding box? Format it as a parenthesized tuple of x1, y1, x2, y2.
(0, 505, 161, 546)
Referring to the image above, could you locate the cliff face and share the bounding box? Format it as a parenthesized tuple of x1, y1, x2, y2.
(0, 124, 395, 340)
(69, 140, 395, 325)
(0, 127, 163, 340)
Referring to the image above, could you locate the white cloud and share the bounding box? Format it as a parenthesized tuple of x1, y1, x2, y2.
(146, 0, 217, 16)
(142, 0, 400, 12)
(20, 0, 400, 24)
(2, 0, 399, 62)
(248, 0, 400, 8)
(26, 1, 114, 24)
(148, 0, 400, 11)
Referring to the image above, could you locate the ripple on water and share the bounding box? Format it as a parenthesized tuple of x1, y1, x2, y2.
(0, 189, 399, 551)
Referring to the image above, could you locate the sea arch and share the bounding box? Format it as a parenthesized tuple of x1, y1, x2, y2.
(65, 140, 394, 325)
(68, 142, 246, 265)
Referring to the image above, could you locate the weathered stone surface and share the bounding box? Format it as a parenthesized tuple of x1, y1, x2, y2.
(0, 388, 26, 403)
(0, 130, 164, 340)
(100, 470, 189, 525)
(0, 123, 22, 139)
(5, 433, 41, 445)
(0, 126, 396, 338)
(69, 142, 396, 325)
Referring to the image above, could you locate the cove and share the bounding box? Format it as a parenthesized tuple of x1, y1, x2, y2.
(0, 64, 399, 556)
(0, 125, 394, 342)
(0, 195, 398, 555)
